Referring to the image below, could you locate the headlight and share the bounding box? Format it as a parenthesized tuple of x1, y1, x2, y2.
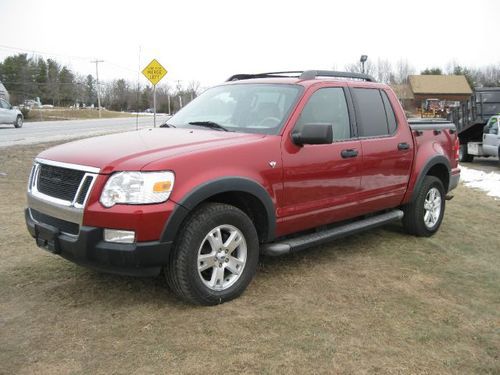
(100, 171, 174, 208)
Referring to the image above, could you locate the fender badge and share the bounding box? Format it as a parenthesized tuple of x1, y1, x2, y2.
(269, 161, 277, 168)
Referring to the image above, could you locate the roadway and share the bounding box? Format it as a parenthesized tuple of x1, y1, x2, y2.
(0, 115, 170, 148)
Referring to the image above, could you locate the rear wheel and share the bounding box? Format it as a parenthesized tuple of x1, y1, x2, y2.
(458, 144, 473, 162)
(14, 115, 23, 128)
(403, 176, 445, 237)
(165, 203, 259, 305)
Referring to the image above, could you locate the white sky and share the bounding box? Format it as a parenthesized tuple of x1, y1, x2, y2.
(1, 0, 499, 88)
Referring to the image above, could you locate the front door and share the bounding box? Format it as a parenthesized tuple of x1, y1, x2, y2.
(483, 116, 499, 156)
(280, 85, 363, 236)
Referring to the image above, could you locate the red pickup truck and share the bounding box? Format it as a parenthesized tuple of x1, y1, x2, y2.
(26, 70, 460, 305)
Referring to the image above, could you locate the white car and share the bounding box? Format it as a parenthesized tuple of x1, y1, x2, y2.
(0, 98, 23, 128)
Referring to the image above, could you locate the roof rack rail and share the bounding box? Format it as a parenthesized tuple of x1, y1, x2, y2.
(300, 70, 376, 82)
(226, 70, 376, 82)
(226, 71, 305, 81)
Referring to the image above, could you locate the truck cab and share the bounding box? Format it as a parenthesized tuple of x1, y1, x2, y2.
(483, 115, 500, 157)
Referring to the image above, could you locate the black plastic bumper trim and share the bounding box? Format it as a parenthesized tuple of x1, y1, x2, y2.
(25, 209, 171, 277)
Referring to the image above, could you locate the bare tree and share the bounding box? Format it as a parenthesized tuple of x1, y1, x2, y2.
(186, 80, 201, 101)
(394, 59, 415, 84)
(345, 60, 375, 76)
(375, 58, 393, 83)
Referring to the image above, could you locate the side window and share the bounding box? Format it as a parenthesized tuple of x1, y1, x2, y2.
(381, 91, 398, 134)
(0, 99, 7, 109)
(295, 88, 351, 141)
(485, 117, 497, 133)
(489, 119, 499, 135)
(352, 88, 390, 137)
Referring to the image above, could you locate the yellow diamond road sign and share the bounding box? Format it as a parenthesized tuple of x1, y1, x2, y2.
(142, 59, 167, 86)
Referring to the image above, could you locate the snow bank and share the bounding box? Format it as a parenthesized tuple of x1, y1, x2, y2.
(459, 165, 500, 199)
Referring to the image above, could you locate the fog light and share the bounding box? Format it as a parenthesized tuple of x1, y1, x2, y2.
(104, 229, 135, 244)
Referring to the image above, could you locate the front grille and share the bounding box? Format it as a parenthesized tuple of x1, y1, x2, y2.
(76, 176, 93, 204)
(37, 164, 85, 202)
(30, 209, 80, 235)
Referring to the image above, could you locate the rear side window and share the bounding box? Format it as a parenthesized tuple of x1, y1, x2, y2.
(352, 88, 391, 137)
(381, 91, 398, 134)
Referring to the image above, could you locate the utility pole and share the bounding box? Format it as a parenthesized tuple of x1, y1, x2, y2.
(136, 46, 141, 131)
(91, 59, 104, 118)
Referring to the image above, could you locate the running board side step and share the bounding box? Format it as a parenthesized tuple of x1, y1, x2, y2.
(262, 210, 404, 256)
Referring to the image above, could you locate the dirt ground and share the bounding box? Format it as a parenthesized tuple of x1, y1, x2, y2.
(0, 142, 499, 374)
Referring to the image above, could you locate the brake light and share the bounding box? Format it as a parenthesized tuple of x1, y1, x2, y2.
(453, 137, 460, 161)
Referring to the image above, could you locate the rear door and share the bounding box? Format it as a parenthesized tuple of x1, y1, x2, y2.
(483, 116, 499, 156)
(280, 84, 364, 234)
(351, 87, 414, 213)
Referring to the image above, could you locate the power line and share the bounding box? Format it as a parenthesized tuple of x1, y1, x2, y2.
(0, 44, 138, 75)
(1, 82, 85, 86)
(0, 44, 89, 61)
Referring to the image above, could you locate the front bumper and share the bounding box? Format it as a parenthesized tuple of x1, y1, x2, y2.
(25, 209, 172, 277)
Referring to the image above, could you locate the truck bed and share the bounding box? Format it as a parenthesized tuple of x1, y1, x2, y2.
(407, 118, 457, 131)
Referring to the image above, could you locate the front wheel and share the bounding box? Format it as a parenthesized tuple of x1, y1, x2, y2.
(165, 203, 259, 305)
(402, 176, 446, 237)
(14, 115, 23, 128)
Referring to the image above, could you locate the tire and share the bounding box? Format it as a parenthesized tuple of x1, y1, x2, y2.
(458, 144, 473, 162)
(165, 203, 259, 305)
(14, 115, 23, 128)
(402, 176, 446, 237)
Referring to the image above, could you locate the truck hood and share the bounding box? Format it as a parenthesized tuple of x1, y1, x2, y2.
(37, 128, 265, 173)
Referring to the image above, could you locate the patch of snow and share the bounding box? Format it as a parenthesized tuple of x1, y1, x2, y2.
(459, 165, 500, 199)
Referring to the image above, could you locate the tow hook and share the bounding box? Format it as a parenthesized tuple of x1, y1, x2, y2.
(445, 194, 454, 201)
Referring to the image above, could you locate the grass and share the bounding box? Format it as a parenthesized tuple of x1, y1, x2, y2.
(25, 108, 138, 122)
(0, 141, 499, 374)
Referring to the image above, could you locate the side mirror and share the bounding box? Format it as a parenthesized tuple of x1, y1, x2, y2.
(292, 123, 333, 146)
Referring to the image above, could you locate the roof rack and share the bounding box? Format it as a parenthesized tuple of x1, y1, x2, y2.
(226, 70, 376, 82)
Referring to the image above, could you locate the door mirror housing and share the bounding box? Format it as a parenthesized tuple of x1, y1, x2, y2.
(292, 123, 333, 146)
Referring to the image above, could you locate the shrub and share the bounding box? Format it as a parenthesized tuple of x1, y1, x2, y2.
(20, 107, 30, 119)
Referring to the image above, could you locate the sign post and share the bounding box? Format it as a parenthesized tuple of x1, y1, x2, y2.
(142, 59, 168, 127)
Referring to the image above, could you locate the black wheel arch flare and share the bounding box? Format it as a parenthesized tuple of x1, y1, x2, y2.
(160, 177, 277, 244)
(410, 155, 451, 202)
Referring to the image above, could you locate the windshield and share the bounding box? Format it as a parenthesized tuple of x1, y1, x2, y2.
(166, 83, 302, 135)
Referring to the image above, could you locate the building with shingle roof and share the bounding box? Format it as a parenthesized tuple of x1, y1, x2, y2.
(391, 75, 472, 113)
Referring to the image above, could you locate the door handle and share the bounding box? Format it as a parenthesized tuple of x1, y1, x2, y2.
(398, 142, 410, 151)
(341, 149, 358, 158)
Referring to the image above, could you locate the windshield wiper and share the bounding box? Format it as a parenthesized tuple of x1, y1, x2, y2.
(159, 122, 176, 128)
(188, 121, 230, 132)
